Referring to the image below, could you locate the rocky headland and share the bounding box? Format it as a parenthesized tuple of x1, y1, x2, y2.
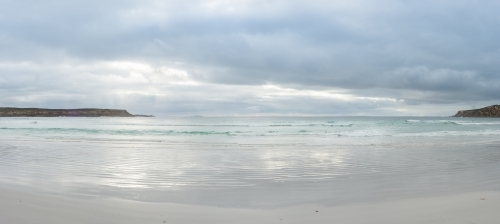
(0, 107, 153, 117)
(453, 105, 500, 117)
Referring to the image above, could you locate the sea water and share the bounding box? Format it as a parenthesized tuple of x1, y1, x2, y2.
(1, 116, 500, 207)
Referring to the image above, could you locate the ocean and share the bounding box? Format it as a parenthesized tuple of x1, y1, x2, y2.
(1, 116, 500, 208)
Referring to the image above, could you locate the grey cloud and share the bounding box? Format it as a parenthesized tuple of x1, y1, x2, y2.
(1, 0, 500, 115)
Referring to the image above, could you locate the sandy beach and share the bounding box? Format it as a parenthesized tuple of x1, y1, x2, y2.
(3, 0, 500, 222)
(1, 185, 498, 224)
(2, 117, 500, 223)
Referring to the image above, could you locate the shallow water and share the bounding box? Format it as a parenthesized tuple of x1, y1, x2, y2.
(1, 116, 500, 208)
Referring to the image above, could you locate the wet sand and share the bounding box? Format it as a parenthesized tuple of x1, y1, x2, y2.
(1, 186, 498, 224)
(2, 117, 500, 223)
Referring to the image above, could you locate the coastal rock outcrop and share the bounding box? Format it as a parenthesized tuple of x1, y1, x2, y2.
(0, 107, 147, 117)
(453, 105, 500, 117)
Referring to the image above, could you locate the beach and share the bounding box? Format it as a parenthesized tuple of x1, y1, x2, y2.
(1, 116, 500, 223)
(1, 186, 499, 224)
(4, 0, 500, 222)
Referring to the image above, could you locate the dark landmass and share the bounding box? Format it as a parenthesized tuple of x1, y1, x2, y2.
(0, 107, 154, 117)
(132, 114, 155, 117)
(453, 105, 500, 117)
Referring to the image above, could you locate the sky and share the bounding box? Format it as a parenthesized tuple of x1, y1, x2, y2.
(1, 0, 499, 116)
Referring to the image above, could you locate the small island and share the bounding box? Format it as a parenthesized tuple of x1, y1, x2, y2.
(453, 105, 500, 117)
(0, 107, 154, 117)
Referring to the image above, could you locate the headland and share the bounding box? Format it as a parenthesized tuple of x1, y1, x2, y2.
(0, 107, 153, 117)
(453, 105, 500, 117)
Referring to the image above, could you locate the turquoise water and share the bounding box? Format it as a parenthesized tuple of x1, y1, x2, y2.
(1, 116, 500, 207)
(2, 116, 500, 138)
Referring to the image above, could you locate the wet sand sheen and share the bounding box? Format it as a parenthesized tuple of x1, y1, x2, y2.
(2, 117, 500, 222)
(1, 135, 500, 207)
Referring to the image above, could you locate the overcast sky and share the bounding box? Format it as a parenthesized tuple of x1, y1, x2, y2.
(1, 0, 499, 116)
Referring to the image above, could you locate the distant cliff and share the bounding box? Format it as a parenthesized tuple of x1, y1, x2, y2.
(453, 105, 500, 117)
(0, 108, 152, 117)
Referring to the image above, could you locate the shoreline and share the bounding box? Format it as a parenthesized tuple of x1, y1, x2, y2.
(1, 186, 498, 224)
(2, 116, 500, 223)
